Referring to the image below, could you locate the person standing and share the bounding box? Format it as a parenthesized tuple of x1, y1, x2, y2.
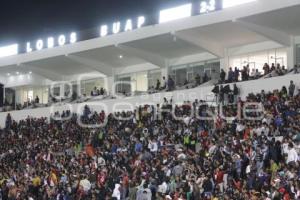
(234, 67, 240, 82)
(220, 69, 226, 84)
(155, 79, 161, 90)
(195, 74, 201, 86)
(233, 84, 239, 104)
(228, 68, 234, 83)
(289, 80, 296, 97)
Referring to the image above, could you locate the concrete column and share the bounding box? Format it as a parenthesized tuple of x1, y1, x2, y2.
(2, 86, 5, 107)
(287, 36, 296, 70)
(220, 48, 229, 72)
(105, 76, 115, 95)
(161, 67, 169, 80)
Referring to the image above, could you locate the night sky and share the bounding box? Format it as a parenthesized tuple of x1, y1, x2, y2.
(0, 0, 192, 46)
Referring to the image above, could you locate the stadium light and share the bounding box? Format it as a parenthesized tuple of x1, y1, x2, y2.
(159, 4, 192, 24)
(223, 0, 257, 8)
(0, 44, 18, 58)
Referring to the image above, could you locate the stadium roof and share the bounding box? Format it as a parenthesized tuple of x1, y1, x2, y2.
(0, 0, 300, 83)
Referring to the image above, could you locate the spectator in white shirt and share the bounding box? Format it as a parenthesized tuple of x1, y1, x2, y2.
(286, 142, 299, 164)
(148, 139, 158, 153)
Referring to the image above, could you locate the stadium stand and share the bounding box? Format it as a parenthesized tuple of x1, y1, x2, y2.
(1, 82, 300, 199)
(1, 0, 300, 199)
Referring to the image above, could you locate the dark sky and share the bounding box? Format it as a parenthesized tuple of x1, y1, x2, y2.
(0, 0, 192, 46)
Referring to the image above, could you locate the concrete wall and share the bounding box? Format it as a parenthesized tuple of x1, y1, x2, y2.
(0, 73, 299, 127)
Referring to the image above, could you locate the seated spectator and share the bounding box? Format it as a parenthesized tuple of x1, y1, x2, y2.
(293, 64, 299, 74)
(270, 63, 276, 71)
(100, 87, 105, 95)
(183, 79, 189, 86)
(91, 87, 98, 96)
(72, 91, 78, 101)
(276, 64, 284, 76)
(281, 65, 287, 74)
(254, 69, 261, 79)
(195, 74, 201, 86)
(250, 68, 256, 78)
(202, 72, 209, 83)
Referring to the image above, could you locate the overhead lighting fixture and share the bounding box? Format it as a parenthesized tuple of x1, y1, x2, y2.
(159, 4, 192, 24)
(16, 71, 19, 75)
(7, 73, 10, 76)
(29, 71, 32, 74)
(119, 55, 123, 59)
(223, 0, 257, 9)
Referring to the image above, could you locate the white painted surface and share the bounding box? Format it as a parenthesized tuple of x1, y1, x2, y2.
(5, 73, 52, 88)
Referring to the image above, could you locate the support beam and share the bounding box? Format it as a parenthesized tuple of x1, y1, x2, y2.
(287, 36, 296, 69)
(20, 64, 63, 81)
(174, 31, 225, 58)
(116, 44, 168, 68)
(67, 55, 114, 76)
(234, 19, 292, 46)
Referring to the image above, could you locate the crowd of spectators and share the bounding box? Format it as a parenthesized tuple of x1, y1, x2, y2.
(219, 63, 290, 84)
(153, 76, 175, 92)
(151, 72, 211, 94)
(91, 87, 106, 97)
(0, 79, 300, 200)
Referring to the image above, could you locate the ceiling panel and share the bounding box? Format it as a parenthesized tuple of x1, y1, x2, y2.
(75, 46, 145, 68)
(0, 65, 29, 75)
(125, 34, 204, 59)
(241, 5, 300, 35)
(185, 21, 267, 48)
(26, 56, 94, 75)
